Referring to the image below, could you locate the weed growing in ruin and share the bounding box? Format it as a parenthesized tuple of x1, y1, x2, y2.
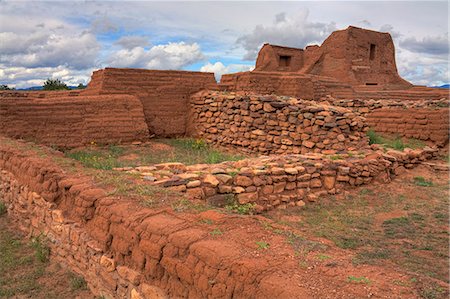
(210, 228, 223, 236)
(316, 254, 332, 261)
(225, 202, 256, 215)
(367, 129, 383, 145)
(352, 249, 391, 265)
(69, 273, 88, 291)
(413, 176, 433, 187)
(347, 276, 371, 284)
(0, 202, 6, 216)
(199, 219, 214, 225)
(171, 198, 209, 212)
(256, 241, 270, 250)
(367, 130, 425, 151)
(30, 234, 50, 263)
(66, 150, 120, 170)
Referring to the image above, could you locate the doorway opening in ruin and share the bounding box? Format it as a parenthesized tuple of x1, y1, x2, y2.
(279, 55, 292, 67)
(369, 44, 376, 60)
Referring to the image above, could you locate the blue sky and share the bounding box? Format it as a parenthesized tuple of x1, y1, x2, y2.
(0, 1, 448, 88)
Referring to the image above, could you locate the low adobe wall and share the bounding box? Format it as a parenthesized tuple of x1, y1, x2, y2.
(0, 138, 311, 299)
(84, 68, 218, 137)
(116, 147, 439, 212)
(366, 108, 449, 145)
(188, 91, 368, 155)
(220, 72, 317, 99)
(0, 94, 149, 148)
(320, 98, 449, 146)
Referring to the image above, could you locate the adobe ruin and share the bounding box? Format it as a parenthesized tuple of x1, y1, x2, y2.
(0, 25, 449, 299)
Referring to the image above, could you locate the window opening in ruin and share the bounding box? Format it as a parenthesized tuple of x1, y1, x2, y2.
(366, 83, 378, 85)
(369, 44, 376, 60)
(279, 55, 292, 67)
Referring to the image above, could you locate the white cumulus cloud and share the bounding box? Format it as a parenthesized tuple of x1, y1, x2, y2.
(107, 42, 205, 69)
(200, 62, 254, 81)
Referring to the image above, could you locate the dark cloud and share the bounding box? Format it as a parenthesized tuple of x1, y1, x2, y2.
(114, 36, 151, 49)
(236, 10, 336, 60)
(400, 35, 449, 56)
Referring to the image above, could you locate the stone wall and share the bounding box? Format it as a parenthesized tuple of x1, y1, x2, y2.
(116, 147, 438, 212)
(0, 138, 310, 299)
(188, 91, 368, 155)
(84, 68, 218, 137)
(0, 94, 149, 148)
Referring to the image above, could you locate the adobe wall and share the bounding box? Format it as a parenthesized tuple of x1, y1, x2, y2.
(0, 94, 149, 148)
(0, 138, 313, 298)
(188, 91, 368, 155)
(249, 26, 411, 89)
(255, 44, 304, 72)
(321, 98, 450, 146)
(83, 68, 218, 137)
(366, 108, 449, 146)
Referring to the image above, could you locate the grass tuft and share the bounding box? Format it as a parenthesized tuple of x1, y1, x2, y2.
(413, 176, 433, 187)
(0, 202, 6, 216)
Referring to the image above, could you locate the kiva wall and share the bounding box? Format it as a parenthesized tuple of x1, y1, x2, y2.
(0, 94, 149, 148)
(84, 68, 218, 137)
(188, 91, 368, 155)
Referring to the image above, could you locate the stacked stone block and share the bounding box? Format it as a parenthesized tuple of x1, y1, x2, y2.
(189, 91, 369, 155)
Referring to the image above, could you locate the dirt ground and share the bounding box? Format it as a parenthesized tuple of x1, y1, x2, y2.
(0, 215, 94, 299)
(262, 161, 449, 299)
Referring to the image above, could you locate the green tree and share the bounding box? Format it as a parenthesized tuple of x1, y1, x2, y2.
(76, 83, 86, 89)
(42, 78, 70, 90)
(0, 84, 14, 90)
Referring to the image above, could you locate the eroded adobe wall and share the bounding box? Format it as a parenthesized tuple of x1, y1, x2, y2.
(321, 98, 450, 146)
(0, 138, 311, 299)
(188, 91, 368, 155)
(84, 68, 218, 137)
(366, 108, 449, 146)
(0, 94, 149, 148)
(220, 72, 317, 99)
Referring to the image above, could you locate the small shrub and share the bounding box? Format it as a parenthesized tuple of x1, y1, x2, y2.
(413, 176, 433, 187)
(0, 202, 6, 216)
(256, 241, 270, 250)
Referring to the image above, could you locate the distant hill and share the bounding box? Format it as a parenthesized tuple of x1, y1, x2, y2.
(430, 84, 449, 89)
(17, 85, 81, 91)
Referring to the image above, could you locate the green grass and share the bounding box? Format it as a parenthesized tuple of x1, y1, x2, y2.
(347, 276, 371, 284)
(413, 176, 433, 187)
(225, 202, 256, 215)
(64, 138, 246, 169)
(0, 229, 47, 296)
(30, 235, 50, 263)
(0, 202, 6, 216)
(256, 241, 270, 250)
(366, 130, 425, 150)
(272, 179, 449, 284)
(209, 228, 223, 236)
(69, 273, 88, 291)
